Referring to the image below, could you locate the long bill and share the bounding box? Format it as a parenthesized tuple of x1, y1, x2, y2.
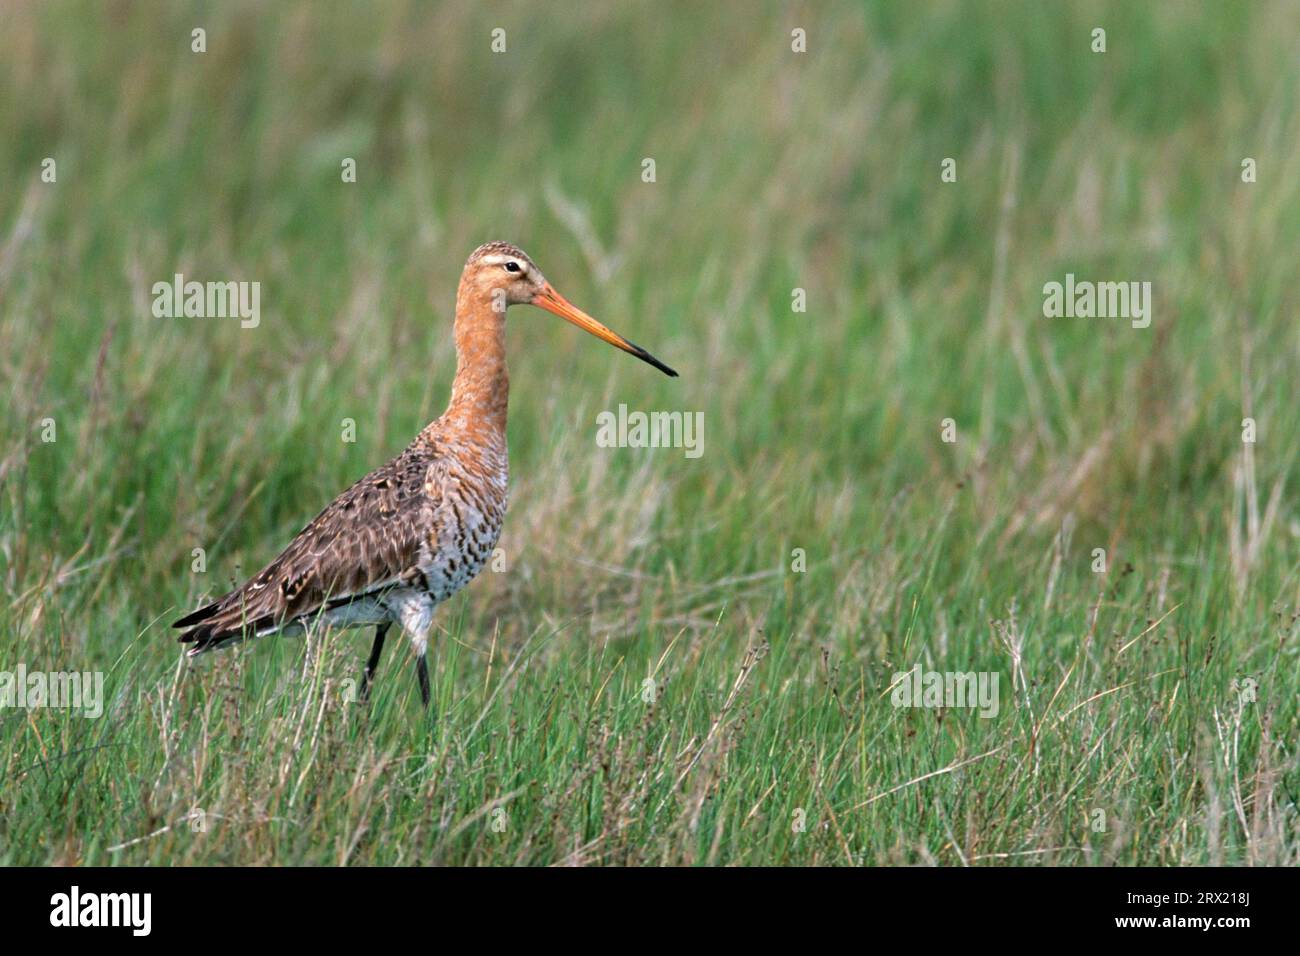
(532, 283, 678, 377)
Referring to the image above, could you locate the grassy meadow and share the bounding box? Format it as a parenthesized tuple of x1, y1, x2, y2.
(0, 1, 1297, 865)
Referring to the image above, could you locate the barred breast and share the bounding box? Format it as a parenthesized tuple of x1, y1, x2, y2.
(417, 441, 508, 603)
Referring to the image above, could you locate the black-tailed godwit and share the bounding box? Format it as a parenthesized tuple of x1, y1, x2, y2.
(173, 241, 676, 706)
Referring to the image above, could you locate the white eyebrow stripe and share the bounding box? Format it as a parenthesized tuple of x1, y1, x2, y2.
(481, 254, 527, 270)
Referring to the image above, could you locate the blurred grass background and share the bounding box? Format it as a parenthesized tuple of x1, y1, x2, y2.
(0, 0, 1296, 865)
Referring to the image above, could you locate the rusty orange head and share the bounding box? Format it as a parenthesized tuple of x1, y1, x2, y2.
(463, 241, 678, 377)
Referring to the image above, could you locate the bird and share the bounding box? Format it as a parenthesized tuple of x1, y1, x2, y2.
(172, 241, 677, 707)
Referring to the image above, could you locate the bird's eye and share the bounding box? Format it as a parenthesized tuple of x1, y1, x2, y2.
(504, 261, 522, 274)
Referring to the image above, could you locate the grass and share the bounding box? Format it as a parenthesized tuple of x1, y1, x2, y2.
(0, 0, 1297, 865)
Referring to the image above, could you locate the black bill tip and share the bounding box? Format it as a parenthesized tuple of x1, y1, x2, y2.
(627, 340, 679, 377)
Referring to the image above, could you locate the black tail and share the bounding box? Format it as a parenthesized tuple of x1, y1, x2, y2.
(178, 622, 241, 654)
(173, 597, 266, 654)
(173, 601, 221, 629)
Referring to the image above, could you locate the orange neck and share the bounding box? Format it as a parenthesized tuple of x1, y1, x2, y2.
(442, 280, 509, 441)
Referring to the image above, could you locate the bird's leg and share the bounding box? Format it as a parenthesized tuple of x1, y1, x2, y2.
(360, 622, 390, 702)
(393, 593, 435, 711)
(416, 653, 431, 709)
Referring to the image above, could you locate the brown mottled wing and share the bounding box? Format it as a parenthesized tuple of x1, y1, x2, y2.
(174, 442, 440, 652)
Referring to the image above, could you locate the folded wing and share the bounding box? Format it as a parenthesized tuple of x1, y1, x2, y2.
(174, 443, 440, 654)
